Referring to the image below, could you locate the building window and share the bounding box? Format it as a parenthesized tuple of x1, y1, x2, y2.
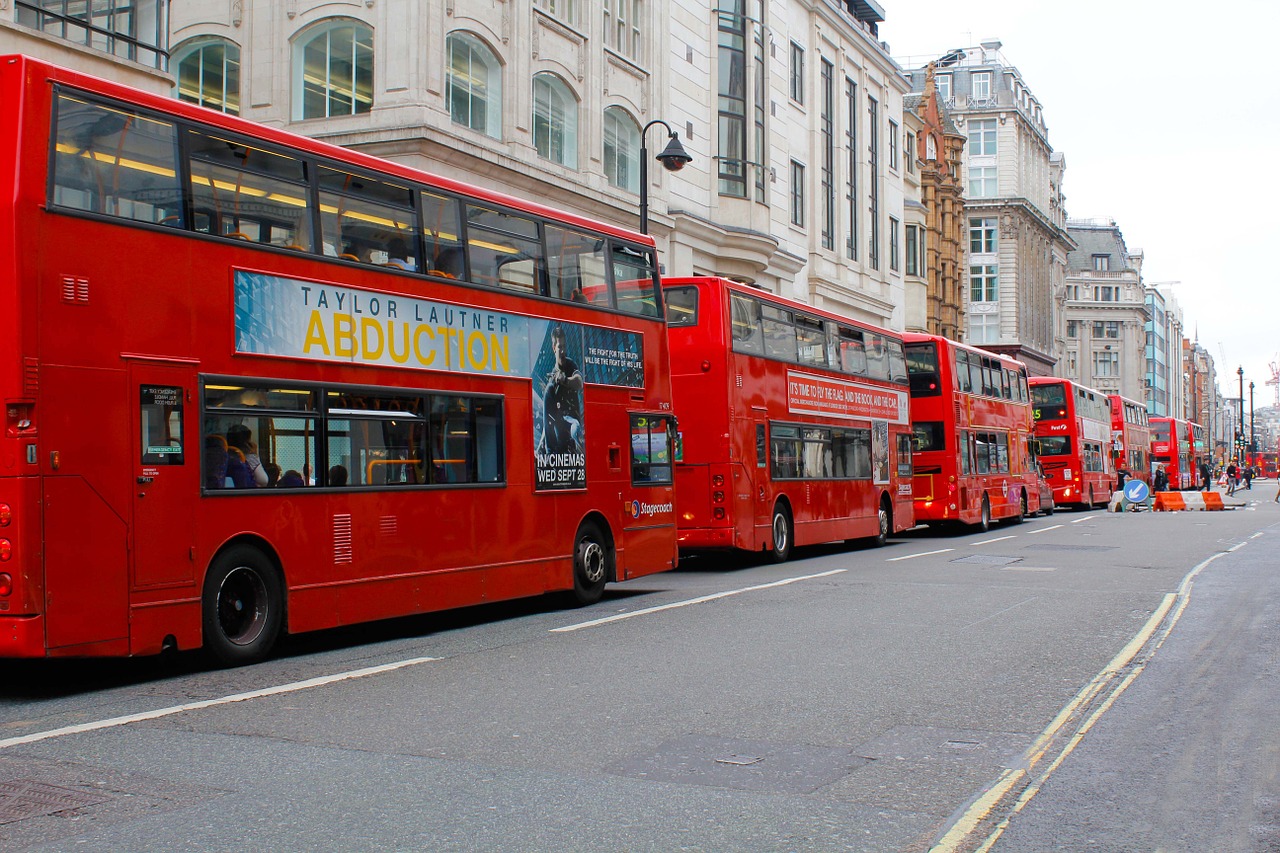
(867, 96, 880, 270)
(790, 160, 805, 227)
(937, 74, 951, 101)
(1093, 321, 1120, 339)
(1094, 285, 1117, 302)
(716, 0, 748, 198)
(751, 0, 766, 202)
(972, 71, 991, 100)
(905, 224, 921, 276)
(845, 77, 858, 260)
(820, 58, 835, 250)
(294, 21, 373, 120)
(970, 312, 998, 344)
(1067, 350, 1078, 374)
(968, 118, 997, 156)
(970, 264, 998, 302)
(789, 41, 805, 104)
(603, 107, 640, 193)
(533, 73, 578, 167)
(536, 0, 576, 26)
(174, 38, 240, 115)
(17, 0, 168, 69)
(1093, 254, 1111, 271)
(926, 133, 937, 160)
(905, 131, 916, 173)
(603, 0, 641, 61)
(1065, 284, 1081, 300)
(1093, 350, 1119, 377)
(968, 165, 997, 198)
(888, 119, 899, 170)
(1067, 320, 1079, 338)
(447, 32, 502, 139)
(969, 217, 997, 254)
(889, 217, 900, 272)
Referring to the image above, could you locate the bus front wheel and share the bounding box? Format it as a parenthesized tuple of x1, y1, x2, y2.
(568, 522, 610, 606)
(978, 495, 992, 532)
(768, 503, 793, 563)
(202, 545, 283, 667)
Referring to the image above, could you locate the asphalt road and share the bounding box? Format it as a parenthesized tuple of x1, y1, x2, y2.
(1, 482, 1277, 852)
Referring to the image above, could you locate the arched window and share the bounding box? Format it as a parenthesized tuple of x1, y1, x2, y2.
(174, 38, 240, 115)
(294, 20, 373, 120)
(603, 107, 640, 193)
(446, 32, 502, 139)
(532, 73, 577, 167)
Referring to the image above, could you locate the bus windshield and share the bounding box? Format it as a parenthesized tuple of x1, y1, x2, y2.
(1031, 382, 1067, 419)
(1038, 436, 1072, 456)
(904, 343, 941, 397)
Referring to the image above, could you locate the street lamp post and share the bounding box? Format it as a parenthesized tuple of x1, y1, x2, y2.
(1238, 366, 1245, 463)
(638, 119, 692, 235)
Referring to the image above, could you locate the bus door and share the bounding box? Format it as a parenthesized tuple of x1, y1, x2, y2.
(129, 361, 198, 588)
(752, 417, 770, 547)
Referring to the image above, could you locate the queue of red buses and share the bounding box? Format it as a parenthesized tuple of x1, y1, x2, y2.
(1150, 417, 1198, 490)
(903, 334, 1045, 529)
(1029, 377, 1114, 508)
(662, 276, 914, 561)
(0, 56, 678, 663)
(1108, 394, 1151, 487)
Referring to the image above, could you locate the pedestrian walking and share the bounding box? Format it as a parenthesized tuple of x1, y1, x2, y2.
(1199, 459, 1212, 492)
(1245, 466, 1254, 490)
(1226, 462, 1238, 496)
(1153, 464, 1169, 493)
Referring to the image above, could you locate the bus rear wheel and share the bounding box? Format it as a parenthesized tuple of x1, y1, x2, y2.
(1015, 490, 1028, 523)
(978, 495, 992, 532)
(873, 498, 892, 547)
(568, 521, 610, 606)
(202, 545, 283, 667)
(768, 503, 793, 563)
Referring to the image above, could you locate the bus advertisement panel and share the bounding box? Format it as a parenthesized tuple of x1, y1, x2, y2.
(1029, 378, 1115, 508)
(904, 334, 1043, 530)
(1150, 417, 1195, 490)
(663, 277, 914, 561)
(0, 55, 677, 663)
(1108, 394, 1151, 488)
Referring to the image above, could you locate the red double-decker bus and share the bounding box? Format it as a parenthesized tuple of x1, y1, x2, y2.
(1150, 417, 1195, 490)
(662, 277, 914, 561)
(1108, 394, 1151, 488)
(0, 56, 678, 663)
(1029, 378, 1114, 508)
(904, 335, 1044, 529)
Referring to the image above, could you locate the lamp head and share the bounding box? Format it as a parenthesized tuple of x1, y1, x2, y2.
(656, 134, 692, 172)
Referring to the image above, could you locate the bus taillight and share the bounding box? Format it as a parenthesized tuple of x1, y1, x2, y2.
(0, 572, 10, 596)
(712, 474, 725, 487)
(712, 507, 726, 520)
(0, 503, 10, 526)
(0, 540, 10, 562)
(712, 491, 724, 504)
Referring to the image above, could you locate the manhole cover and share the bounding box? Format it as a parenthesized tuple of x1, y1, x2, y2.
(0, 780, 109, 824)
(950, 554, 1022, 566)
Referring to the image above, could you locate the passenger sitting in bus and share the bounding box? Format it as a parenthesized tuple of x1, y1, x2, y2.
(227, 424, 268, 487)
(225, 446, 254, 489)
(429, 246, 464, 279)
(328, 464, 349, 487)
(204, 435, 229, 490)
(278, 469, 305, 488)
(385, 237, 415, 271)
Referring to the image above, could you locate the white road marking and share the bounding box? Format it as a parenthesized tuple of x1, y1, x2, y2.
(1071, 515, 1097, 523)
(1027, 524, 1063, 534)
(886, 548, 954, 562)
(0, 656, 439, 751)
(552, 569, 847, 633)
(974, 535, 1016, 546)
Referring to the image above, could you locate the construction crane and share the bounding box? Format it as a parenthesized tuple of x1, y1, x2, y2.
(1267, 355, 1279, 407)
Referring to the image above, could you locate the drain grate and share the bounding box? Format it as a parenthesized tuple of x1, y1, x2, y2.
(0, 780, 109, 825)
(950, 554, 1023, 566)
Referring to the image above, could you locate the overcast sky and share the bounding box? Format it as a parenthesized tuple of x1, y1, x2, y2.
(884, 0, 1280, 407)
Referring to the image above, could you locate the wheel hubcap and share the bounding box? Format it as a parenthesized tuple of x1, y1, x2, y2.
(218, 567, 268, 647)
(773, 515, 788, 552)
(579, 540, 606, 584)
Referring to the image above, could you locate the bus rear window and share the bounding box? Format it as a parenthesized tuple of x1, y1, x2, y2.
(905, 343, 940, 397)
(665, 286, 699, 327)
(912, 421, 945, 452)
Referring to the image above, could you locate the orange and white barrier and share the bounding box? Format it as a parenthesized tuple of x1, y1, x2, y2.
(1153, 491, 1226, 511)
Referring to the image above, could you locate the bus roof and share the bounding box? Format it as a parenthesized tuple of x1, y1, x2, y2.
(902, 332, 1029, 370)
(5, 53, 656, 250)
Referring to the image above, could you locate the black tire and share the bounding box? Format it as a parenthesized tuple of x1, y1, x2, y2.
(978, 495, 992, 532)
(873, 497, 892, 547)
(1043, 494, 1055, 516)
(768, 503, 793, 563)
(1014, 490, 1027, 524)
(568, 521, 610, 606)
(202, 545, 283, 666)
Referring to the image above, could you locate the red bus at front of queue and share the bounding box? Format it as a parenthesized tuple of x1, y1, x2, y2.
(0, 55, 678, 663)
(1108, 393, 1151, 488)
(663, 276, 915, 561)
(1029, 378, 1114, 508)
(904, 334, 1042, 529)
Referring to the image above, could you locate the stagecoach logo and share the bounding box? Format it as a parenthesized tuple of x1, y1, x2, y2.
(629, 499, 673, 519)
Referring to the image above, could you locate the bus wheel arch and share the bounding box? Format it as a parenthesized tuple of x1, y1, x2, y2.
(767, 499, 794, 563)
(201, 537, 286, 667)
(567, 515, 614, 606)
